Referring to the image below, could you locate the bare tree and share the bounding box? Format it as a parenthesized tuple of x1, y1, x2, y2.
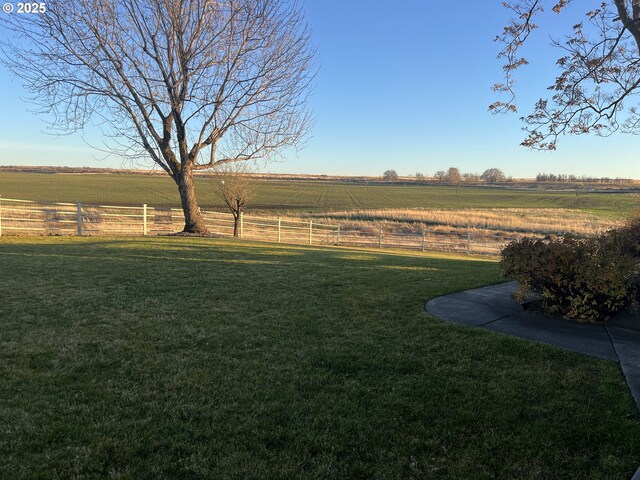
(382, 169, 399, 182)
(463, 172, 481, 182)
(481, 168, 506, 183)
(492, 1, 640, 150)
(447, 167, 461, 184)
(434, 170, 447, 183)
(214, 163, 255, 237)
(0, 0, 315, 233)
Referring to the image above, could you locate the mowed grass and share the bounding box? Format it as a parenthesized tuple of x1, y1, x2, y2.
(1, 172, 639, 217)
(1, 236, 639, 479)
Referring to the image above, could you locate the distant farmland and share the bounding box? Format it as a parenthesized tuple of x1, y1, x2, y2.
(0, 171, 639, 217)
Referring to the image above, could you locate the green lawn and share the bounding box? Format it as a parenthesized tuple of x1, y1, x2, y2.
(1, 237, 639, 479)
(1, 172, 638, 217)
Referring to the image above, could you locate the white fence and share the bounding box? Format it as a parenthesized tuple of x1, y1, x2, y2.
(0, 197, 516, 256)
(0, 198, 177, 236)
(335, 227, 507, 255)
(0, 197, 340, 245)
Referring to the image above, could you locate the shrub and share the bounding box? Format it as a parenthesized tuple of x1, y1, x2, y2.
(501, 235, 639, 323)
(609, 210, 640, 258)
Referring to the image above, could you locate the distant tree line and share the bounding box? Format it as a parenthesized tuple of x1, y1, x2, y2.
(383, 167, 512, 184)
(383, 168, 634, 185)
(536, 173, 633, 184)
(433, 167, 510, 184)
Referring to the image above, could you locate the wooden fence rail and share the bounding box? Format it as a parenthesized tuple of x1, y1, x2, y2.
(0, 197, 516, 256)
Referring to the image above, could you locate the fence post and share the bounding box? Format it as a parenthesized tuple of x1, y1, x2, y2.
(309, 220, 313, 245)
(240, 213, 244, 238)
(336, 225, 340, 245)
(467, 231, 471, 255)
(421, 229, 426, 252)
(76, 201, 83, 236)
(278, 217, 281, 243)
(0, 195, 3, 237)
(378, 225, 382, 248)
(142, 204, 148, 236)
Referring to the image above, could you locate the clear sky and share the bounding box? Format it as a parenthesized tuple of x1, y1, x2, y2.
(0, 1, 638, 179)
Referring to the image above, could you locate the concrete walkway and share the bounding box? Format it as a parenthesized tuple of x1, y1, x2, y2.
(425, 281, 640, 480)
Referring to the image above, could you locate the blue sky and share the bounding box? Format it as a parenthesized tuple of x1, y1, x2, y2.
(0, 1, 638, 178)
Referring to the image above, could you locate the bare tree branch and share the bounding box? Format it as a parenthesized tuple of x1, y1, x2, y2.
(493, 0, 640, 150)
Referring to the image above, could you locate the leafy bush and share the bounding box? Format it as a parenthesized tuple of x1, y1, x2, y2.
(501, 235, 639, 323)
(609, 210, 640, 258)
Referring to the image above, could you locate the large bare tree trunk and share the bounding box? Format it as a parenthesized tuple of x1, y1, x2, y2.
(177, 167, 208, 234)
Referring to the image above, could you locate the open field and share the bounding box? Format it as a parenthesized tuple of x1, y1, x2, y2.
(1, 237, 639, 478)
(1, 171, 639, 217)
(314, 208, 622, 236)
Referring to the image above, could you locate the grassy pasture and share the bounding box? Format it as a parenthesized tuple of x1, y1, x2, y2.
(1, 236, 639, 479)
(1, 171, 639, 217)
(314, 208, 621, 237)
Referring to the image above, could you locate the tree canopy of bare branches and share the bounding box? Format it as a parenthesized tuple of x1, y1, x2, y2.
(0, 0, 315, 233)
(382, 169, 399, 182)
(481, 168, 506, 183)
(214, 163, 255, 237)
(447, 167, 461, 184)
(492, 0, 640, 150)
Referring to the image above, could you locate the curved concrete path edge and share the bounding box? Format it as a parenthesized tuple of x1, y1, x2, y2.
(425, 281, 640, 480)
